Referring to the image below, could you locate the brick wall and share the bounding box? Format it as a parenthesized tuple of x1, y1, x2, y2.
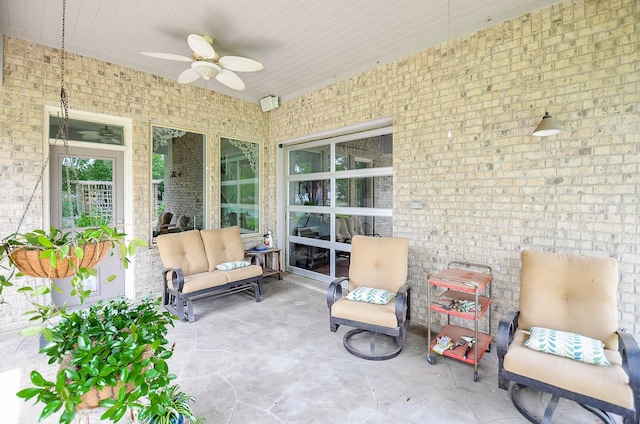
(0, 36, 266, 334)
(268, 0, 640, 336)
(0, 0, 638, 339)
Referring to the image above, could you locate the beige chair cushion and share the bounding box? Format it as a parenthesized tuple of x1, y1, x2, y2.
(331, 297, 398, 328)
(348, 235, 409, 292)
(504, 328, 633, 409)
(519, 250, 619, 349)
(156, 230, 208, 276)
(201, 226, 246, 272)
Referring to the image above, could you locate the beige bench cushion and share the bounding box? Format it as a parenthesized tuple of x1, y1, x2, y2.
(331, 297, 398, 329)
(156, 230, 208, 275)
(220, 264, 263, 281)
(169, 271, 228, 294)
(504, 328, 633, 409)
(201, 226, 246, 272)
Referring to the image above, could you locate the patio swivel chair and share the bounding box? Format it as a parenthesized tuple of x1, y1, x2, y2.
(327, 235, 410, 360)
(497, 250, 639, 424)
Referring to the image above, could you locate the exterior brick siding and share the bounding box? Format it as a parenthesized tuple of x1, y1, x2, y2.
(0, 0, 638, 339)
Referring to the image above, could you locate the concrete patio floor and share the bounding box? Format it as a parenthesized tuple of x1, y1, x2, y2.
(2, 275, 620, 423)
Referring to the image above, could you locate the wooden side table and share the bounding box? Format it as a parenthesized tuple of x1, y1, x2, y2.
(245, 248, 282, 280)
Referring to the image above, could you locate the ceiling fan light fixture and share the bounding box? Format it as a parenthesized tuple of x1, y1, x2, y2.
(191, 61, 220, 81)
(532, 112, 562, 137)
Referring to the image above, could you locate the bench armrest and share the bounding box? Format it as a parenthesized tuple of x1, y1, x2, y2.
(162, 267, 185, 292)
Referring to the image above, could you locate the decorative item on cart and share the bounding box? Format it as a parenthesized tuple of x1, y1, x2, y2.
(263, 230, 273, 248)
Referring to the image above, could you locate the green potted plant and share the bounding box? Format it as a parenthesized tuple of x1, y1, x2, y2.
(137, 384, 203, 424)
(16, 296, 179, 424)
(0, 225, 147, 337)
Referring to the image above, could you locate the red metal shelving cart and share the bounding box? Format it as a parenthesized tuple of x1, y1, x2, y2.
(426, 261, 493, 382)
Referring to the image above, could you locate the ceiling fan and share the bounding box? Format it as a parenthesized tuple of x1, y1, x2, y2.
(141, 34, 263, 90)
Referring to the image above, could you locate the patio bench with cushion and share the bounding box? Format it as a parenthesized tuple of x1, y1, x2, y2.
(156, 226, 263, 322)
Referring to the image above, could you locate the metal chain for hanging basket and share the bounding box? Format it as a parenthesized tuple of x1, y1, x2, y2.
(7, 0, 102, 278)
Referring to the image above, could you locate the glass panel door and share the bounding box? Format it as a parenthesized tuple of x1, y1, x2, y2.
(49, 145, 124, 308)
(285, 129, 394, 282)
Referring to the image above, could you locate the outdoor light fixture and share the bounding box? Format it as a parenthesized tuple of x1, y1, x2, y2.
(532, 112, 562, 137)
(191, 61, 220, 81)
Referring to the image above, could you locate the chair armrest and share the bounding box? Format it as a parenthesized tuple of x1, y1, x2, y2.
(395, 284, 411, 322)
(162, 267, 185, 292)
(497, 310, 520, 359)
(327, 277, 348, 308)
(618, 330, 640, 394)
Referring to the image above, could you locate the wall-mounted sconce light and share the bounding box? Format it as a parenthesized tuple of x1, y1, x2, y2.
(532, 112, 562, 137)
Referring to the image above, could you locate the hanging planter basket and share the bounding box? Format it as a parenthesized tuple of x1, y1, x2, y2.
(8, 241, 110, 279)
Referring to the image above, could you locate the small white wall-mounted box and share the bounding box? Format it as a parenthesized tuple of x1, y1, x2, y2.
(260, 95, 279, 112)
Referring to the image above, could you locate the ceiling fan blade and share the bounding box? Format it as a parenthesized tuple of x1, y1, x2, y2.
(79, 131, 100, 140)
(140, 52, 193, 62)
(187, 34, 216, 59)
(177, 68, 201, 84)
(215, 69, 245, 90)
(218, 56, 264, 72)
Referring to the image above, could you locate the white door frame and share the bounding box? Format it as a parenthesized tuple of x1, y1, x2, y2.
(42, 106, 136, 298)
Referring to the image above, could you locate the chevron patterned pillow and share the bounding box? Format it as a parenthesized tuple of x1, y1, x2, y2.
(346, 287, 396, 305)
(525, 327, 610, 366)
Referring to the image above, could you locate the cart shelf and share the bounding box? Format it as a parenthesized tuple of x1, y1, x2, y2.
(429, 324, 492, 365)
(430, 290, 492, 321)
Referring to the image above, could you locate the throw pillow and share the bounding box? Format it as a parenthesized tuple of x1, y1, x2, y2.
(524, 327, 610, 366)
(346, 287, 396, 305)
(215, 260, 250, 271)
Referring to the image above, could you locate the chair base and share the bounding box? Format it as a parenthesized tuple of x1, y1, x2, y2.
(343, 329, 402, 361)
(511, 383, 616, 424)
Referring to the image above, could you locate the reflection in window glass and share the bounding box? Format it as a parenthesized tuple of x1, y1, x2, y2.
(152, 126, 205, 242)
(335, 176, 392, 208)
(289, 212, 330, 238)
(50, 117, 125, 145)
(335, 135, 392, 171)
(289, 242, 330, 275)
(289, 147, 330, 174)
(221, 138, 260, 234)
(289, 179, 329, 206)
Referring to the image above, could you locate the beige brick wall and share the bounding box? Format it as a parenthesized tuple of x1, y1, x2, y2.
(268, 0, 640, 336)
(0, 0, 638, 340)
(0, 36, 266, 334)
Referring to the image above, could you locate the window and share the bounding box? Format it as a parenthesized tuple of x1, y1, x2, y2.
(151, 125, 206, 243)
(220, 137, 260, 235)
(49, 117, 124, 146)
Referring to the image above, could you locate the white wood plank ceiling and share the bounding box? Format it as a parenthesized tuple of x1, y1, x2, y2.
(0, 0, 562, 103)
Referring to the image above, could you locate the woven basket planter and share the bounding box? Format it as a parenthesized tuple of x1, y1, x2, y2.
(60, 345, 152, 411)
(8, 241, 110, 279)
